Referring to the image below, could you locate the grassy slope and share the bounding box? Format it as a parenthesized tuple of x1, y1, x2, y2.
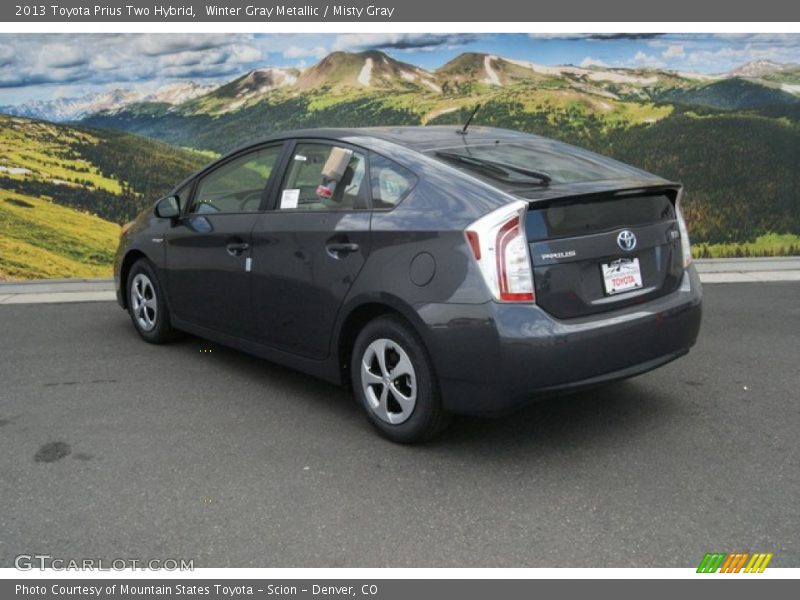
(0, 190, 119, 279)
(694, 233, 800, 259)
(0, 116, 123, 193)
(0, 114, 209, 280)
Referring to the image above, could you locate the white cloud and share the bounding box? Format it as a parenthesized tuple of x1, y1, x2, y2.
(632, 51, 665, 68)
(90, 55, 116, 71)
(283, 45, 328, 60)
(0, 34, 268, 91)
(37, 44, 88, 69)
(332, 33, 480, 51)
(230, 44, 262, 63)
(712, 33, 800, 46)
(527, 34, 593, 40)
(0, 44, 14, 67)
(685, 44, 797, 70)
(135, 34, 241, 57)
(662, 45, 685, 59)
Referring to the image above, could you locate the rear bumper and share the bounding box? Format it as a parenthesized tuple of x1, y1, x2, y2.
(420, 265, 703, 416)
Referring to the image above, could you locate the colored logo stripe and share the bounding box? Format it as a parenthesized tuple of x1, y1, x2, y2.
(745, 553, 773, 573)
(697, 553, 726, 573)
(720, 553, 749, 573)
(697, 552, 773, 573)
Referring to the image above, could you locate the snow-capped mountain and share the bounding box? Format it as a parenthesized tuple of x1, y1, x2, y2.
(727, 60, 789, 78)
(293, 51, 440, 93)
(196, 67, 300, 111)
(4, 51, 800, 124)
(0, 81, 215, 122)
(145, 81, 218, 105)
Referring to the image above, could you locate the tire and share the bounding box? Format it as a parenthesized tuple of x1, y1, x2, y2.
(126, 258, 176, 344)
(351, 315, 451, 443)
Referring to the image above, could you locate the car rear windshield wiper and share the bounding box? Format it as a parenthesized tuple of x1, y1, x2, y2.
(434, 151, 552, 186)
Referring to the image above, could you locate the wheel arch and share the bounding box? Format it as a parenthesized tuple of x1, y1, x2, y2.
(334, 294, 433, 387)
(118, 249, 150, 310)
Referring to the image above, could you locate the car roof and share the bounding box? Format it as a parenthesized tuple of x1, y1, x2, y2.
(238, 125, 546, 154)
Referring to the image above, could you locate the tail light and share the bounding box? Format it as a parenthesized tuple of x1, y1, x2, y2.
(465, 200, 535, 303)
(675, 190, 693, 268)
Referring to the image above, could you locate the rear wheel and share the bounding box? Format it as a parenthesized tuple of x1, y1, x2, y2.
(126, 258, 175, 344)
(351, 316, 451, 443)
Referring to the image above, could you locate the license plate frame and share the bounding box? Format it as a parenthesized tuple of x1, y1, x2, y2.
(601, 257, 643, 295)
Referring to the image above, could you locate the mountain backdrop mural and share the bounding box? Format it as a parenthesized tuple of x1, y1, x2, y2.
(1, 34, 799, 280)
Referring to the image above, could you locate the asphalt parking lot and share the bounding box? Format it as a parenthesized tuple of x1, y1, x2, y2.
(1, 282, 798, 567)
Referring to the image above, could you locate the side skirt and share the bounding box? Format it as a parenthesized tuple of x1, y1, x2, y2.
(171, 315, 343, 386)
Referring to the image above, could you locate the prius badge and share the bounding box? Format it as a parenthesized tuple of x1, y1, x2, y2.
(617, 230, 637, 252)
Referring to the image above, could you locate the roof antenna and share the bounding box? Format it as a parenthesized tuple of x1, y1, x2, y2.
(458, 103, 481, 135)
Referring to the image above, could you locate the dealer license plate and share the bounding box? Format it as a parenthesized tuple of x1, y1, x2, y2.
(601, 258, 643, 295)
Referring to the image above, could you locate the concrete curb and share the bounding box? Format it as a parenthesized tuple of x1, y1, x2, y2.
(0, 278, 116, 304)
(1, 258, 799, 304)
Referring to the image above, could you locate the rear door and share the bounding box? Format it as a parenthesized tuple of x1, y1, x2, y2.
(165, 143, 285, 337)
(249, 140, 372, 359)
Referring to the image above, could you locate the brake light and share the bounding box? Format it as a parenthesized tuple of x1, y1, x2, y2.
(675, 190, 693, 268)
(465, 201, 535, 303)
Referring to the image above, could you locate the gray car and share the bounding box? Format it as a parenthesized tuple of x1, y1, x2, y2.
(114, 126, 702, 442)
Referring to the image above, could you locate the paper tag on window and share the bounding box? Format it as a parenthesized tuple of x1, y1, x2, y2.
(280, 189, 300, 209)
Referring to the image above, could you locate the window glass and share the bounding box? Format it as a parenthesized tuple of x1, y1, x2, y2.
(278, 143, 368, 211)
(369, 153, 416, 209)
(191, 146, 281, 214)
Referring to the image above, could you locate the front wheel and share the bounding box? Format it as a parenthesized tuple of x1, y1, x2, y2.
(351, 316, 451, 443)
(126, 258, 175, 344)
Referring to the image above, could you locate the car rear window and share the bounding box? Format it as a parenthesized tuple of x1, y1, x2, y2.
(430, 142, 647, 186)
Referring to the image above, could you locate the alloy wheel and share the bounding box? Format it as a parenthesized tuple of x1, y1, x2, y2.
(130, 273, 157, 332)
(360, 338, 418, 425)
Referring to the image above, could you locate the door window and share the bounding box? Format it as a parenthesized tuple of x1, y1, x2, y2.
(277, 143, 368, 211)
(191, 145, 282, 214)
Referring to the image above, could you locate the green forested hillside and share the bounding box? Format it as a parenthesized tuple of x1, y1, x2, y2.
(0, 115, 209, 224)
(659, 78, 800, 110)
(431, 107, 799, 246)
(0, 115, 209, 279)
(596, 111, 800, 244)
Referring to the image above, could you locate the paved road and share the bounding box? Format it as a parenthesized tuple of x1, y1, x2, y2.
(1, 283, 798, 568)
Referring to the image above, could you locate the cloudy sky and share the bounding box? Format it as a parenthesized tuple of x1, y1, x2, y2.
(0, 32, 798, 104)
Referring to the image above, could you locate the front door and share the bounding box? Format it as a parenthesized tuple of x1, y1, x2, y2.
(165, 144, 284, 337)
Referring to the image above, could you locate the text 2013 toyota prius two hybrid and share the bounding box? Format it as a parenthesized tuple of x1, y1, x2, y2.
(115, 126, 702, 442)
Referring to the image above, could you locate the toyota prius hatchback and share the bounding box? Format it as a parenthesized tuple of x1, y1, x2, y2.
(115, 126, 702, 442)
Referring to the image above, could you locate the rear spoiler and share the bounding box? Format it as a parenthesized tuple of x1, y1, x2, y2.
(517, 180, 681, 208)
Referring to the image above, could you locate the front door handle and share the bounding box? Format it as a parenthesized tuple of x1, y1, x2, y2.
(226, 242, 250, 256)
(326, 242, 359, 257)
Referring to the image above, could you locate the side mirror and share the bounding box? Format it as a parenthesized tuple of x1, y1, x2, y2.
(155, 195, 180, 219)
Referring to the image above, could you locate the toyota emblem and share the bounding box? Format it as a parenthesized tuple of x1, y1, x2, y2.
(617, 230, 637, 252)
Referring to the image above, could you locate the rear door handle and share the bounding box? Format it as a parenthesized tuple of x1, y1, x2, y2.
(226, 242, 250, 256)
(326, 242, 360, 257)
